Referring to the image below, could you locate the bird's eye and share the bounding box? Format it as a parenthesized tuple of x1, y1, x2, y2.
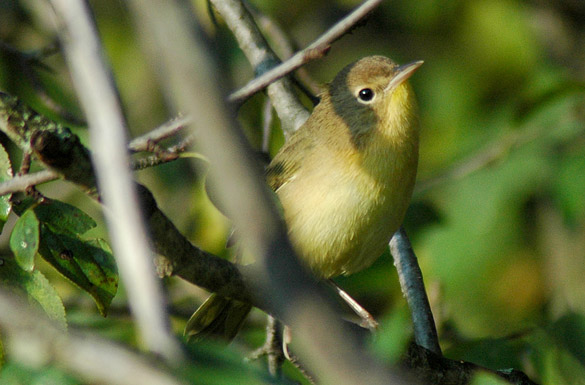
(357, 88, 375, 103)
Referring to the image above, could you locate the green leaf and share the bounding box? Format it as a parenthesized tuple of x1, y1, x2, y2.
(530, 326, 585, 384)
(470, 372, 511, 385)
(546, 312, 585, 368)
(9, 209, 40, 272)
(0, 256, 67, 330)
(0, 361, 78, 385)
(0, 144, 13, 233)
(38, 226, 118, 316)
(33, 199, 96, 236)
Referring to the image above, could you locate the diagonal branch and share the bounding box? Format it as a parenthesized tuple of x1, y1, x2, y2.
(226, 0, 383, 106)
(210, 0, 309, 134)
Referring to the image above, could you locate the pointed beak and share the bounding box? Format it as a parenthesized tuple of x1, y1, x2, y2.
(384, 60, 424, 94)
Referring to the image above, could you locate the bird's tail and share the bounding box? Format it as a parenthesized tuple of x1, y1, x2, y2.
(184, 293, 252, 342)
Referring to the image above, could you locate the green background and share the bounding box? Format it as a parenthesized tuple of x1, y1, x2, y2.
(1, 0, 584, 383)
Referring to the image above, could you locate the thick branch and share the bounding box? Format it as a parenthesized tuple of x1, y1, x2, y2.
(40, 0, 180, 361)
(390, 227, 441, 355)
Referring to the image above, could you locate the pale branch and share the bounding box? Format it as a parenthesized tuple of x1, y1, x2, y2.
(0, 169, 58, 196)
(45, 0, 182, 361)
(246, 2, 321, 98)
(227, 0, 383, 106)
(261, 98, 273, 154)
(210, 0, 309, 134)
(0, 290, 185, 385)
(128, 114, 192, 153)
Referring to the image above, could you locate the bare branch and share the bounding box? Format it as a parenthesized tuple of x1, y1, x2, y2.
(210, 0, 309, 134)
(128, 114, 192, 153)
(45, 0, 181, 361)
(0, 169, 58, 196)
(227, 0, 383, 106)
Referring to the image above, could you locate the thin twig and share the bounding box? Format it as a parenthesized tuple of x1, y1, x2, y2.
(246, 2, 320, 97)
(210, 0, 309, 134)
(0, 169, 58, 196)
(227, 0, 383, 104)
(247, 315, 285, 378)
(128, 114, 192, 152)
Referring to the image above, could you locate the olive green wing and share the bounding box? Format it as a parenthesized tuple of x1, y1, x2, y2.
(265, 132, 314, 192)
(184, 294, 252, 342)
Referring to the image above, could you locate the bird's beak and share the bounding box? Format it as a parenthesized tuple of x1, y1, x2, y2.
(384, 60, 424, 94)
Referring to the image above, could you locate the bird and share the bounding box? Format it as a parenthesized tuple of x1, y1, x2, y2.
(185, 55, 422, 341)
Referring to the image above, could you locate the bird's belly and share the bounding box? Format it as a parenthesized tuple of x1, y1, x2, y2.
(278, 173, 405, 278)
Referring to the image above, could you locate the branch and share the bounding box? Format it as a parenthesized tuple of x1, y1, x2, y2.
(226, 0, 383, 106)
(210, 0, 309, 134)
(45, 0, 181, 361)
(390, 227, 441, 355)
(248, 3, 321, 97)
(0, 169, 58, 196)
(128, 114, 192, 153)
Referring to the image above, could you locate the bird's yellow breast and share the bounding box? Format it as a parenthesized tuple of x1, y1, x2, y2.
(272, 84, 419, 278)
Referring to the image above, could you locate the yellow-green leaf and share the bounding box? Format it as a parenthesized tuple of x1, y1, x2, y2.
(0, 256, 67, 330)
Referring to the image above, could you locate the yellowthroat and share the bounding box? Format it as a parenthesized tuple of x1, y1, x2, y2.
(186, 55, 422, 341)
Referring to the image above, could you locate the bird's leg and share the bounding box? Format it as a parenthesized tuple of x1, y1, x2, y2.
(247, 315, 285, 377)
(327, 280, 379, 331)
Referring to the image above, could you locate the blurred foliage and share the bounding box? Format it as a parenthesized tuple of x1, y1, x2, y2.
(1, 0, 584, 383)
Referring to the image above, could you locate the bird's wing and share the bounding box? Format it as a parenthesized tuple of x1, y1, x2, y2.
(265, 132, 314, 192)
